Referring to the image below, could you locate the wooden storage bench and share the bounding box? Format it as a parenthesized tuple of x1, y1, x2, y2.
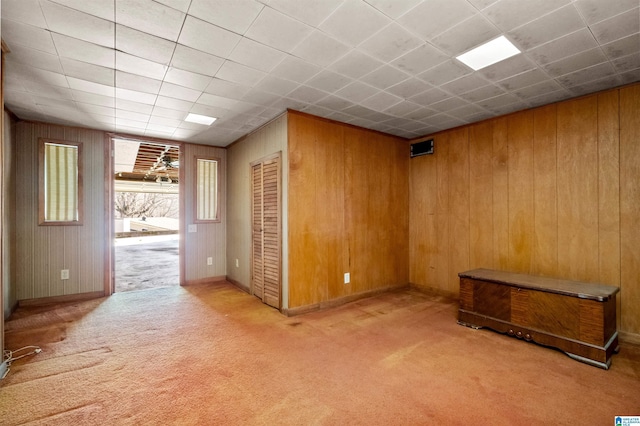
(457, 268, 619, 369)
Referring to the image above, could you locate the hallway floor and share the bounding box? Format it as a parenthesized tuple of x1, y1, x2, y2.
(114, 234, 179, 292)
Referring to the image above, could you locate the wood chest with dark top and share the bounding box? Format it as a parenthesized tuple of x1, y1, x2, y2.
(457, 268, 619, 369)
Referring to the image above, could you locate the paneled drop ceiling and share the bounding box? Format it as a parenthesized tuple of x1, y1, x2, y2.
(1, 0, 639, 146)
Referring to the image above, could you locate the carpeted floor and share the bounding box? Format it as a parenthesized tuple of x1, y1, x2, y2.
(1, 282, 639, 425)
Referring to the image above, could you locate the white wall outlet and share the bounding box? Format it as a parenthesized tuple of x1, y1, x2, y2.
(61, 269, 70, 280)
(207, 257, 213, 266)
(344, 272, 350, 284)
(188, 224, 197, 233)
(235, 259, 239, 268)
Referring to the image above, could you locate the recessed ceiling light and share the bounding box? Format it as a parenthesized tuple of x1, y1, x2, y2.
(185, 113, 217, 126)
(456, 35, 521, 71)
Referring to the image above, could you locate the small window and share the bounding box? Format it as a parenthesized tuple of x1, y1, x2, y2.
(39, 139, 83, 225)
(195, 157, 219, 222)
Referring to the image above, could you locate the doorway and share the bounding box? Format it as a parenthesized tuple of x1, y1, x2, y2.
(250, 153, 281, 309)
(112, 138, 181, 293)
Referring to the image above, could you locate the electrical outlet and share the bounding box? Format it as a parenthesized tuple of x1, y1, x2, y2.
(235, 259, 239, 268)
(207, 257, 213, 266)
(344, 272, 350, 284)
(61, 269, 70, 280)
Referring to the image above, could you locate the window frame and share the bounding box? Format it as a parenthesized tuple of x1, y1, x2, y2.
(193, 155, 220, 223)
(38, 138, 84, 226)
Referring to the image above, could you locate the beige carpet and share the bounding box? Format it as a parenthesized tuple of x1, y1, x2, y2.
(2, 282, 639, 425)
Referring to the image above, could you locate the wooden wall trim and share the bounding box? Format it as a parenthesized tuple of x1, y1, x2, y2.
(18, 291, 105, 307)
(182, 275, 227, 286)
(226, 276, 250, 294)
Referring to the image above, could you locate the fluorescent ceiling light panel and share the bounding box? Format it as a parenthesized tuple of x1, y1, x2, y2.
(456, 36, 521, 71)
(185, 113, 217, 125)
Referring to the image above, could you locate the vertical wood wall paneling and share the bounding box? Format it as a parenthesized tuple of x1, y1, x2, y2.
(468, 121, 493, 270)
(492, 117, 510, 270)
(620, 85, 640, 334)
(287, 112, 408, 309)
(435, 132, 450, 292)
(557, 96, 599, 282)
(532, 104, 558, 277)
(597, 91, 621, 328)
(507, 111, 534, 274)
(448, 127, 470, 292)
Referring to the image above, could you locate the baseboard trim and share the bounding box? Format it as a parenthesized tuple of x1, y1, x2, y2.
(619, 331, 640, 346)
(18, 291, 105, 308)
(182, 276, 226, 286)
(283, 284, 409, 317)
(408, 283, 459, 302)
(226, 277, 250, 294)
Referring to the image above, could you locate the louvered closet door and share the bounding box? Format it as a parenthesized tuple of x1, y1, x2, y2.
(251, 155, 281, 309)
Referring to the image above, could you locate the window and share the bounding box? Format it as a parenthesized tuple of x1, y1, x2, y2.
(39, 139, 83, 225)
(195, 157, 219, 222)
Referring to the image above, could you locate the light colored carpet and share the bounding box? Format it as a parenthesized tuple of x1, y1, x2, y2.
(2, 282, 639, 425)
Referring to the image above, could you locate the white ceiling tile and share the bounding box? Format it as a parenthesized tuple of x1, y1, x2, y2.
(398, 0, 477, 40)
(164, 68, 212, 91)
(204, 78, 252, 99)
(116, 118, 148, 128)
(383, 100, 423, 117)
(24, 83, 74, 99)
(431, 15, 501, 56)
(484, 0, 571, 32)
(618, 68, 640, 84)
(254, 75, 299, 96)
(188, 0, 265, 34)
(568, 75, 623, 96)
(441, 74, 491, 95)
(158, 82, 201, 102)
(335, 81, 380, 102)
(613, 52, 640, 73)
(61, 58, 115, 86)
(305, 70, 353, 93)
(513, 80, 564, 99)
(145, 123, 178, 134)
(116, 87, 158, 105)
(574, 0, 639, 25)
(359, 22, 423, 62)
(267, 0, 344, 27)
(287, 85, 328, 103)
(1, 18, 57, 54)
(320, 0, 391, 46)
(315, 95, 355, 111)
(479, 55, 536, 82)
(215, 61, 266, 86)
(154, 0, 191, 13)
(527, 28, 598, 65)
(151, 106, 188, 120)
(269, 56, 321, 83)
(116, 71, 162, 93)
(418, 60, 472, 86)
(430, 96, 470, 112)
(360, 91, 403, 111)
(477, 93, 521, 111)
(115, 51, 168, 80)
(543, 48, 608, 77)
(556, 62, 617, 87)
(291, 31, 350, 67)
(589, 7, 640, 45)
(507, 4, 586, 50)
(466, 0, 501, 10)
(41, 1, 114, 48)
(178, 16, 242, 58)
(78, 103, 115, 117)
(496, 68, 549, 91)
(52, 33, 114, 68)
(361, 65, 410, 89)
(115, 109, 150, 122)
(47, 0, 114, 21)
(8, 44, 64, 73)
(3, 0, 48, 28)
(155, 96, 193, 111)
(328, 50, 383, 79)
(115, 0, 185, 41)
(392, 44, 450, 76)
(241, 89, 281, 105)
(602, 33, 640, 60)
(116, 99, 154, 114)
(71, 89, 115, 107)
(229, 38, 288, 72)
(386, 78, 432, 99)
(9, 63, 69, 87)
(458, 84, 506, 102)
(244, 7, 312, 52)
(170, 45, 224, 77)
(67, 77, 115, 97)
(364, 0, 423, 20)
(116, 25, 176, 65)
(196, 93, 239, 109)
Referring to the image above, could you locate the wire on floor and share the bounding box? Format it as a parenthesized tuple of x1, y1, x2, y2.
(2, 345, 42, 379)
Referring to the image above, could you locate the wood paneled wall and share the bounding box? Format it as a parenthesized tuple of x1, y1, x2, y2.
(409, 84, 640, 336)
(226, 114, 288, 303)
(182, 143, 227, 283)
(3, 111, 15, 316)
(288, 111, 409, 309)
(13, 122, 106, 299)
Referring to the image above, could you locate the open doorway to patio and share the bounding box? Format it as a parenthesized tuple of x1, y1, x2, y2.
(113, 138, 181, 292)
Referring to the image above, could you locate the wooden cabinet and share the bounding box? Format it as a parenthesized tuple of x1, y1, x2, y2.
(458, 269, 619, 369)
